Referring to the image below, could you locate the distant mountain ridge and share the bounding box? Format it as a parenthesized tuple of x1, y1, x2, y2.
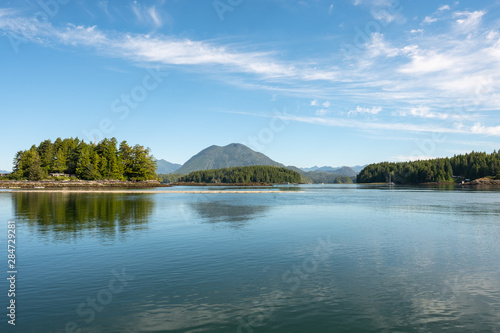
(0, 170, 11, 174)
(300, 166, 359, 177)
(175, 143, 284, 174)
(156, 159, 181, 174)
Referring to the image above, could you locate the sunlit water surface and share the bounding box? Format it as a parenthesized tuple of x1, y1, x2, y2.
(1, 185, 500, 332)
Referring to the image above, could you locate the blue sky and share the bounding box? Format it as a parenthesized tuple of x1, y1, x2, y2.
(1, 0, 500, 170)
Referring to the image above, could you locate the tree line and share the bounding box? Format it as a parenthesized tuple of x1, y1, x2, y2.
(357, 150, 500, 184)
(10, 137, 157, 181)
(179, 166, 302, 184)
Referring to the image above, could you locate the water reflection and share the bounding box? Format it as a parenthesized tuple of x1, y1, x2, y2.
(188, 201, 270, 226)
(13, 192, 155, 240)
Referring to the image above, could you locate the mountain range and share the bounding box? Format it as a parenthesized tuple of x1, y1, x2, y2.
(301, 165, 367, 174)
(157, 143, 363, 184)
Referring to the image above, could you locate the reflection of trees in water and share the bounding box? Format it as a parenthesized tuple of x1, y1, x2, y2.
(13, 192, 155, 240)
(189, 201, 270, 227)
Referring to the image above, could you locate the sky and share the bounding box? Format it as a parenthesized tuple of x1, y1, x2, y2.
(1, 0, 500, 170)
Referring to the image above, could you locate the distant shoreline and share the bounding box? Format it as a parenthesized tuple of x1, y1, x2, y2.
(172, 182, 273, 186)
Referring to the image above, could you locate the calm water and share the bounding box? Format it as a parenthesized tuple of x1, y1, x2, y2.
(1, 185, 500, 333)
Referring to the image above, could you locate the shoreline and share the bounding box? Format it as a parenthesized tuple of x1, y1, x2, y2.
(0, 180, 171, 189)
(0, 189, 283, 194)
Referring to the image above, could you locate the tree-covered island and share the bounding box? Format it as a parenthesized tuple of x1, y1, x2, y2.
(7, 137, 157, 181)
(357, 150, 500, 184)
(178, 166, 302, 184)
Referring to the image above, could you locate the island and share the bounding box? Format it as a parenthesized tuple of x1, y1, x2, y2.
(357, 150, 500, 185)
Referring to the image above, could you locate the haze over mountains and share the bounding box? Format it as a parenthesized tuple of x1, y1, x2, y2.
(157, 143, 362, 182)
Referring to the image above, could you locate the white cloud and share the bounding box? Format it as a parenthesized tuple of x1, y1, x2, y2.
(438, 5, 450, 12)
(411, 29, 423, 34)
(423, 16, 438, 24)
(322, 101, 331, 108)
(348, 106, 382, 115)
(395, 106, 458, 120)
(366, 33, 400, 57)
(471, 123, 500, 136)
(310, 99, 318, 106)
(398, 49, 455, 74)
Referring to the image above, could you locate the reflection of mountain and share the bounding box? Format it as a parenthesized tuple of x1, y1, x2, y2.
(189, 201, 270, 226)
(13, 192, 155, 239)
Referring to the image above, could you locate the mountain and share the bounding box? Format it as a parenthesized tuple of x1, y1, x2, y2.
(175, 143, 283, 174)
(332, 166, 357, 177)
(156, 159, 182, 174)
(317, 166, 339, 173)
(0, 170, 11, 174)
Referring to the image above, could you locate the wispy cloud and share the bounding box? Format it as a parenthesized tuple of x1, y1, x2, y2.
(226, 111, 500, 137)
(328, 4, 334, 15)
(394, 106, 475, 121)
(130, 1, 172, 29)
(454, 10, 486, 33)
(1, 5, 499, 138)
(421, 4, 453, 25)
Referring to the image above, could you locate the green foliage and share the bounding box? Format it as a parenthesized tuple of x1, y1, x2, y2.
(302, 171, 349, 184)
(157, 173, 183, 183)
(334, 176, 354, 184)
(11, 147, 47, 180)
(179, 166, 302, 184)
(11, 137, 157, 181)
(357, 150, 500, 184)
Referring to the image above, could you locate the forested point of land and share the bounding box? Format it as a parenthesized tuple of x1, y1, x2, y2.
(357, 150, 500, 184)
(178, 165, 302, 184)
(6, 137, 157, 181)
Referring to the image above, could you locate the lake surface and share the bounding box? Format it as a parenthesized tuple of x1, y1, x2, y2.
(1, 185, 500, 333)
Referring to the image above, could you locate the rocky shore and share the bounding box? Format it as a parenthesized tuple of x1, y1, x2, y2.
(463, 178, 500, 186)
(0, 180, 171, 189)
